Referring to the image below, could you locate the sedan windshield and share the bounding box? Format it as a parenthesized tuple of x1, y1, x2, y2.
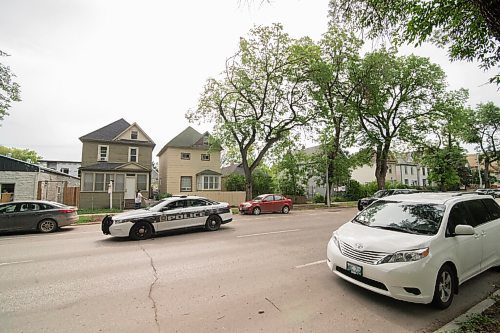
(353, 200, 445, 235)
(372, 190, 389, 199)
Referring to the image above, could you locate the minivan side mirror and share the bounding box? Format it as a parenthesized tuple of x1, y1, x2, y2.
(454, 225, 475, 235)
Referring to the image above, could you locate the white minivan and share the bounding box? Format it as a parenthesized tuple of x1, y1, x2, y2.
(327, 192, 500, 309)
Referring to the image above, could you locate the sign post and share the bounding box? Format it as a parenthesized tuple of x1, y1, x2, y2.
(108, 181, 113, 209)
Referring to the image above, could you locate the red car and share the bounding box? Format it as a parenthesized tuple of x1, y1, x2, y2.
(239, 194, 293, 215)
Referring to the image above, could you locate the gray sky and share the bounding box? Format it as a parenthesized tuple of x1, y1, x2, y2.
(0, 0, 498, 161)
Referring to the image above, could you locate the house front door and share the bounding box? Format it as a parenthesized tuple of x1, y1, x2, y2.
(125, 177, 136, 200)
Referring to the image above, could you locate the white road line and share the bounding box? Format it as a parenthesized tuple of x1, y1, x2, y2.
(0, 260, 33, 267)
(237, 229, 301, 238)
(295, 260, 327, 269)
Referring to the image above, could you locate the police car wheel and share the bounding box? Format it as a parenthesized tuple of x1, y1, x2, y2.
(129, 222, 153, 240)
(205, 215, 222, 231)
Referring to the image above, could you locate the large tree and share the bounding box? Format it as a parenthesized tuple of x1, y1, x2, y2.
(296, 27, 363, 199)
(329, 0, 500, 83)
(0, 50, 21, 122)
(186, 24, 315, 200)
(350, 49, 446, 189)
(465, 102, 500, 188)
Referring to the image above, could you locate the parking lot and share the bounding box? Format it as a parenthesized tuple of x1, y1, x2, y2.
(1, 208, 499, 333)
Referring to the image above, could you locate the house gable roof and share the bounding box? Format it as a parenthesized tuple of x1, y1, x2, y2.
(79, 118, 130, 142)
(113, 122, 155, 145)
(157, 127, 216, 156)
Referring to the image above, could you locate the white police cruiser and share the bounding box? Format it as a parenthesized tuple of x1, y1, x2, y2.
(102, 196, 233, 240)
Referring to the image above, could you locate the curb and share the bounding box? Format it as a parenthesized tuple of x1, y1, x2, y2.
(434, 289, 500, 332)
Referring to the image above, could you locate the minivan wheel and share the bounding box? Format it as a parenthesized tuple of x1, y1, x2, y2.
(38, 219, 58, 233)
(129, 222, 153, 240)
(432, 265, 455, 309)
(253, 207, 261, 215)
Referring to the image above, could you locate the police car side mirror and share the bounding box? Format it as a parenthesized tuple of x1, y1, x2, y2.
(455, 225, 475, 236)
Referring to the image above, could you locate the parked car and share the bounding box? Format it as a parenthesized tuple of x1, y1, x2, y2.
(239, 194, 293, 215)
(0, 200, 78, 233)
(327, 192, 500, 309)
(357, 189, 418, 211)
(101, 195, 232, 240)
(475, 189, 500, 198)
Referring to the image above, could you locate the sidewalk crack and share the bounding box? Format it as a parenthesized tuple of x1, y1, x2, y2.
(140, 244, 160, 333)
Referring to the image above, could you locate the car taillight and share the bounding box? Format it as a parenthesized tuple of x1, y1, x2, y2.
(59, 209, 75, 214)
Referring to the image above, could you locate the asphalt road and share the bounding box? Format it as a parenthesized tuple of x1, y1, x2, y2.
(0, 208, 498, 333)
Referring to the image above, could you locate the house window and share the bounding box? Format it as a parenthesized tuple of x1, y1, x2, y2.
(115, 174, 125, 192)
(83, 173, 94, 191)
(131, 130, 138, 140)
(422, 168, 426, 176)
(180, 176, 192, 192)
(129, 147, 138, 163)
(105, 174, 114, 191)
(0, 183, 15, 202)
(404, 165, 408, 174)
(181, 153, 191, 160)
(203, 136, 209, 145)
(94, 173, 105, 191)
(98, 145, 109, 161)
(199, 175, 220, 190)
(410, 167, 414, 175)
(388, 166, 392, 174)
(201, 154, 210, 161)
(404, 179, 409, 185)
(422, 179, 427, 187)
(60, 168, 69, 174)
(137, 174, 147, 191)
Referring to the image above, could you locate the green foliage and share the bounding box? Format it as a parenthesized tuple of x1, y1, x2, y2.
(158, 193, 172, 199)
(313, 193, 325, 204)
(329, 0, 500, 83)
(0, 50, 21, 122)
(186, 24, 316, 200)
(422, 146, 467, 191)
(450, 312, 498, 333)
(225, 173, 246, 191)
(345, 179, 367, 201)
(252, 167, 275, 197)
(0, 146, 42, 163)
(77, 208, 122, 215)
(271, 150, 308, 196)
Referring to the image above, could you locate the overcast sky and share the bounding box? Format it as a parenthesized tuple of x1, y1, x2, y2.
(1, 0, 499, 162)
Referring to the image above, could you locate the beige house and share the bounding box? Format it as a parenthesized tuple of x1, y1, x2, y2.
(158, 127, 222, 194)
(79, 119, 155, 209)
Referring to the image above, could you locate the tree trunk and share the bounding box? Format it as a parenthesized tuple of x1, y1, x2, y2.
(484, 158, 491, 188)
(242, 162, 253, 201)
(472, 0, 500, 41)
(374, 142, 390, 190)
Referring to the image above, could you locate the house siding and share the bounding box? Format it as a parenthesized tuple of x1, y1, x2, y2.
(160, 147, 221, 194)
(0, 171, 38, 200)
(81, 142, 153, 168)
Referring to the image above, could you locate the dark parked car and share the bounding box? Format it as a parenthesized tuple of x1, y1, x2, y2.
(357, 189, 418, 211)
(239, 194, 293, 215)
(0, 200, 78, 233)
(475, 189, 500, 198)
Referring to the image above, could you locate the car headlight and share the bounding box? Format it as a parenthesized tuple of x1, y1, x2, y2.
(113, 219, 129, 224)
(378, 248, 429, 264)
(331, 233, 340, 250)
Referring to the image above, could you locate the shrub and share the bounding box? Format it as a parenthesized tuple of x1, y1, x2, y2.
(159, 193, 172, 199)
(313, 193, 325, 204)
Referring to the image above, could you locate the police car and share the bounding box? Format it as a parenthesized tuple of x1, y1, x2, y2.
(101, 196, 233, 240)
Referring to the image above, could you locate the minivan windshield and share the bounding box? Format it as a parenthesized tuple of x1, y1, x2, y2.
(353, 200, 445, 235)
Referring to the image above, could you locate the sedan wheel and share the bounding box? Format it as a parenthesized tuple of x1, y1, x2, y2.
(205, 215, 222, 231)
(253, 207, 261, 215)
(129, 222, 153, 240)
(432, 265, 455, 309)
(38, 219, 58, 233)
(282, 205, 290, 214)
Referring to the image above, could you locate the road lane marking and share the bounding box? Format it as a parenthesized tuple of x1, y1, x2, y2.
(0, 260, 33, 267)
(0, 231, 102, 241)
(295, 260, 326, 269)
(237, 229, 301, 238)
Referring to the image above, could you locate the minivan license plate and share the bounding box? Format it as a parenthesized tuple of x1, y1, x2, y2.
(346, 262, 363, 276)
